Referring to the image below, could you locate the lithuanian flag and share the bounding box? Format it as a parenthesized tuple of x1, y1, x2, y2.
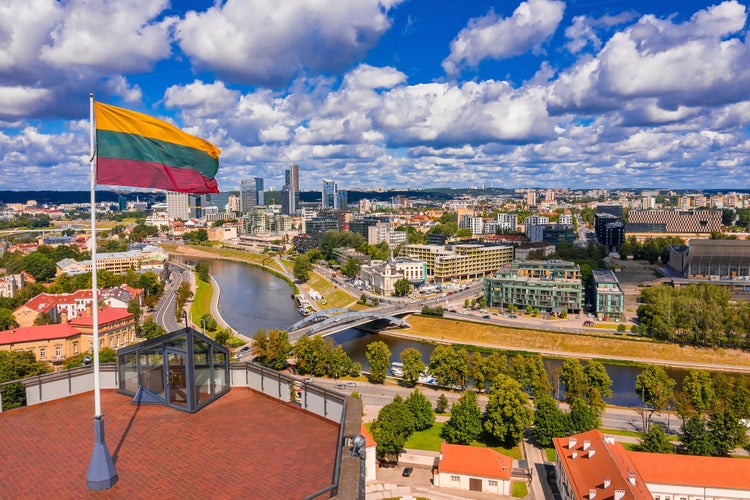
(95, 102, 220, 194)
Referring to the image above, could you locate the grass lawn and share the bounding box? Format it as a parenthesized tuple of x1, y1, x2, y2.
(512, 480, 528, 498)
(545, 447, 556, 463)
(190, 275, 213, 326)
(304, 272, 359, 309)
(394, 315, 750, 369)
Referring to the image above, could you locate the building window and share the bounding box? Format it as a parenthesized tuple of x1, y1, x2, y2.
(73, 342, 78, 355)
(39, 347, 46, 359)
(55, 346, 62, 358)
(488, 480, 497, 486)
(451, 476, 459, 481)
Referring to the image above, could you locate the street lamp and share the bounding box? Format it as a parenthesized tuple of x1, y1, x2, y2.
(182, 310, 188, 330)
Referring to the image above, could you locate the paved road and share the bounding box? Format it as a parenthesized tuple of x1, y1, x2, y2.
(153, 263, 186, 332)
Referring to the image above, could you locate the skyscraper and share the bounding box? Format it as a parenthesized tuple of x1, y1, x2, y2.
(282, 164, 300, 215)
(240, 177, 264, 213)
(322, 179, 338, 210)
(166, 191, 190, 220)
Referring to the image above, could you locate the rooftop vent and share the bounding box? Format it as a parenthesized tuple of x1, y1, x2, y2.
(583, 440, 591, 450)
(569, 437, 578, 448)
(589, 489, 597, 499)
(614, 490, 625, 500)
(571, 452, 578, 459)
(603, 478, 611, 489)
(629, 470, 636, 485)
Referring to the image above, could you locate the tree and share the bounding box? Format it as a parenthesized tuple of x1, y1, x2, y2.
(561, 359, 587, 403)
(127, 299, 141, 335)
(199, 313, 218, 332)
(483, 374, 534, 446)
(708, 407, 747, 455)
(341, 258, 362, 278)
(569, 397, 600, 433)
(366, 341, 391, 384)
(400, 347, 426, 387)
(681, 415, 714, 456)
(370, 396, 415, 460)
(680, 369, 715, 415)
(394, 278, 411, 297)
(293, 255, 312, 282)
(405, 389, 435, 431)
(441, 391, 483, 445)
(509, 354, 551, 398)
(636, 365, 676, 431)
(195, 261, 210, 282)
(0, 350, 51, 410)
(141, 319, 165, 339)
(429, 345, 468, 389)
(436, 393, 449, 413)
(583, 359, 613, 410)
(214, 328, 230, 345)
(534, 394, 571, 447)
(22, 252, 57, 282)
(639, 424, 674, 454)
(265, 329, 292, 370)
(0, 308, 19, 330)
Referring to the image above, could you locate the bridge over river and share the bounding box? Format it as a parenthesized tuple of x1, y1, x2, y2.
(287, 307, 418, 342)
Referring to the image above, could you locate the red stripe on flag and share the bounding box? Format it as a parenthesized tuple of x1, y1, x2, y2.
(97, 158, 218, 194)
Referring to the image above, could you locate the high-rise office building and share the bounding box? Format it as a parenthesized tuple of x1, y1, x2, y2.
(240, 177, 264, 213)
(322, 179, 339, 209)
(282, 164, 300, 215)
(166, 191, 190, 220)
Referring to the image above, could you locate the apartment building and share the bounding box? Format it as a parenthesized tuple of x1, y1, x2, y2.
(591, 270, 624, 320)
(56, 246, 167, 276)
(399, 244, 513, 283)
(484, 260, 583, 313)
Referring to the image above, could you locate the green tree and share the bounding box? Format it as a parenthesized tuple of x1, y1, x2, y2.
(141, 319, 166, 339)
(265, 329, 292, 370)
(708, 407, 747, 455)
(533, 394, 571, 447)
(483, 374, 533, 446)
(509, 354, 551, 398)
(127, 299, 141, 335)
(441, 391, 483, 445)
(0, 350, 51, 410)
(293, 254, 312, 282)
(195, 261, 210, 282)
(0, 308, 19, 330)
(214, 328, 230, 345)
(370, 396, 415, 460)
(393, 278, 411, 297)
(366, 341, 391, 384)
(405, 389, 435, 431)
(22, 252, 57, 282)
(639, 424, 674, 454)
(636, 365, 676, 431)
(569, 397, 600, 433)
(340, 258, 362, 278)
(561, 359, 587, 403)
(429, 345, 469, 389)
(583, 359, 613, 411)
(400, 347, 426, 387)
(680, 369, 715, 415)
(681, 415, 714, 456)
(436, 393, 449, 413)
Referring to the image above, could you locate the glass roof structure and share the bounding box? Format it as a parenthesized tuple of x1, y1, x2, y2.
(117, 327, 230, 413)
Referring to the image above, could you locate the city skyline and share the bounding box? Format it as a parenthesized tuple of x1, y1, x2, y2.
(1, 1, 749, 191)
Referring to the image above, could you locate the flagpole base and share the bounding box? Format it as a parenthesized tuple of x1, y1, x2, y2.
(86, 416, 118, 490)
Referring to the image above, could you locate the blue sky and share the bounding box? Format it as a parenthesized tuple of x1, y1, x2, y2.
(1, 0, 749, 193)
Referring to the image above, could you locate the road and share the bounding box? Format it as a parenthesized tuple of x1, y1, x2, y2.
(153, 263, 188, 332)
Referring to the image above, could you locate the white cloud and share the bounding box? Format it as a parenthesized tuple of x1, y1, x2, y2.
(175, 0, 402, 86)
(103, 76, 142, 105)
(442, 0, 565, 77)
(163, 80, 240, 115)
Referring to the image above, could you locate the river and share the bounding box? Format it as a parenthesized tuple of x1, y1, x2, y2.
(205, 257, 742, 408)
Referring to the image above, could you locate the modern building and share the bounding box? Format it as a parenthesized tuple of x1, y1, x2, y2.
(596, 205, 624, 218)
(433, 443, 513, 496)
(399, 244, 513, 283)
(526, 223, 575, 244)
(166, 191, 190, 220)
(459, 215, 484, 235)
(282, 164, 300, 215)
(367, 222, 406, 247)
(554, 430, 750, 500)
(669, 239, 750, 290)
(322, 179, 339, 210)
(484, 260, 583, 314)
(514, 242, 555, 261)
(591, 270, 624, 320)
(240, 177, 264, 213)
(626, 209, 722, 234)
(305, 216, 339, 243)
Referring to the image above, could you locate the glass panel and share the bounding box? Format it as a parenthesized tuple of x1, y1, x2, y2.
(167, 351, 188, 408)
(194, 338, 212, 405)
(164, 335, 188, 351)
(139, 347, 164, 399)
(212, 350, 227, 393)
(120, 353, 139, 394)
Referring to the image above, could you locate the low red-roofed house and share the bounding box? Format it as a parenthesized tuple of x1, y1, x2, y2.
(69, 307, 135, 351)
(433, 443, 513, 495)
(360, 423, 377, 482)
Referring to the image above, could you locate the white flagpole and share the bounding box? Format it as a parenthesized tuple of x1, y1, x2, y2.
(86, 92, 118, 490)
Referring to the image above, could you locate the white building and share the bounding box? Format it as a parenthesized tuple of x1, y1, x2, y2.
(166, 191, 190, 220)
(433, 443, 512, 496)
(459, 215, 484, 235)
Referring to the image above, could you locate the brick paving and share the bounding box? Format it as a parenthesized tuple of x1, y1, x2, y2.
(0, 388, 339, 499)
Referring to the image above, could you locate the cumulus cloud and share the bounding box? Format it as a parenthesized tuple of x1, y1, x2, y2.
(565, 11, 637, 54)
(442, 0, 565, 77)
(175, 0, 402, 86)
(103, 76, 143, 105)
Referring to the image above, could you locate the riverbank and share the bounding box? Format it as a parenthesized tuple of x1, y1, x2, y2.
(389, 315, 750, 372)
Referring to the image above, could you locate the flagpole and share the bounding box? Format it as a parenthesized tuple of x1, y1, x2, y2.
(86, 92, 118, 490)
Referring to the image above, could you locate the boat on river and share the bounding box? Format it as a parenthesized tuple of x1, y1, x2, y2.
(391, 362, 404, 377)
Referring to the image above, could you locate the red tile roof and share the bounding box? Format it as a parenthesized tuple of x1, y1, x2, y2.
(554, 430, 652, 499)
(68, 307, 132, 326)
(630, 451, 750, 491)
(361, 423, 377, 447)
(0, 323, 79, 345)
(438, 443, 512, 480)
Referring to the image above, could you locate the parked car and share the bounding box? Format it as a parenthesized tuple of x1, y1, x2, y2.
(482, 315, 490, 319)
(345, 381, 356, 387)
(303, 377, 314, 383)
(335, 384, 346, 389)
(402, 467, 413, 477)
(583, 320, 595, 326)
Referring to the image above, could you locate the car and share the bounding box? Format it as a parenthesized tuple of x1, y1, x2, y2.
(303, 377, 314, 383)
(345, 381, 356, 387)
(402, 467, 413, 477)
(335, 384, 346, 389)
(482, 315, 490, 319)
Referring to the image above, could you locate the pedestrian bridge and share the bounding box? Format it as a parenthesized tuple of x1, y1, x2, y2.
(287, 308, 409, 339)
